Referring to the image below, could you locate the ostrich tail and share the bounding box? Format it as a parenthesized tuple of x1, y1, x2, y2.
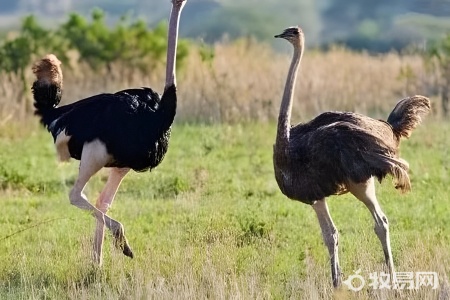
(387, 95, 430, 139)
(31, 54, 63, 124)
(385, 156, 411, 192)
(362, 150, 411, 192)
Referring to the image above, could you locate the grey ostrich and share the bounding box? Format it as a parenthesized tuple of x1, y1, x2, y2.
(273, 26, 430, 287)
(30, 0, 187, 265)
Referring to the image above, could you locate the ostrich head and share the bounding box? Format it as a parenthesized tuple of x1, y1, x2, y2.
(32, 54, 63, 86)
(172, 0, 187, 9)
(274, 26, 304, 49)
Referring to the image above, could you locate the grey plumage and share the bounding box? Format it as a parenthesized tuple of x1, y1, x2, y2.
(273, 25, 430, 287)
(275, 99, 430, 204)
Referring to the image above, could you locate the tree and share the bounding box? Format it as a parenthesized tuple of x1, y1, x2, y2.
(0, 15, 68, 114)
(0, 9, 190, 112)
(59, 9, 189, 75)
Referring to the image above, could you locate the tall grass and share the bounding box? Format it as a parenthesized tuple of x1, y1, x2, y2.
(0, 40, 438, 124)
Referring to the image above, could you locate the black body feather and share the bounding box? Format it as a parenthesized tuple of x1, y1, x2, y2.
(32, 81, 62, 116)
(33, 84, 177, 172)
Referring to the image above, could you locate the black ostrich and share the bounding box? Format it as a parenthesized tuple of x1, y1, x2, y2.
(273, 26, 430, 287)
(31, 0, 187, 264)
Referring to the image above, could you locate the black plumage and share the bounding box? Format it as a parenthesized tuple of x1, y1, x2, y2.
(30, 0, 188, 265)
(34, 84, 176, 171)
(32, 81, 62, 113)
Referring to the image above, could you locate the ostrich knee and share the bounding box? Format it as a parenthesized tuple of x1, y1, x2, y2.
(69, 188, 83, 208)
(373, 214, 395, 274)
(69, 188, 104, 222)
(69, 187, 86, 207)
(96, 202, 109, 213)
(322, 227, 339, 257)
(331, 229, 339, 251)
(374, 215, 389, 254)
(374, 215, 389, 240)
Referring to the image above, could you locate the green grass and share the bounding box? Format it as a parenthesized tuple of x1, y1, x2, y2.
(0, 121, 449, 299)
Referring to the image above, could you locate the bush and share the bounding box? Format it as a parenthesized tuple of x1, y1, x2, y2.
(0, 9, 189, 78)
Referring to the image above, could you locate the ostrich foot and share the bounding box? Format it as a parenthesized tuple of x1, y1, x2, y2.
(112, 223, 134, 258)
(332, 267, 343, 288)
(122, 243, 134, 258)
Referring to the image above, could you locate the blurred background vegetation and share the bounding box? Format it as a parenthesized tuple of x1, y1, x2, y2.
(2, 0, 450, 50)
(1, 0, 450, 121)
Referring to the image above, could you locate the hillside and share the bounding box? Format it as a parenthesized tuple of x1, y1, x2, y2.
(1, 0, 450, 50)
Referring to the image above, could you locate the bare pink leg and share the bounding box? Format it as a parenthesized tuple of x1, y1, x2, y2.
(94, 168, 130, 265)
(69, 140, 133, 263)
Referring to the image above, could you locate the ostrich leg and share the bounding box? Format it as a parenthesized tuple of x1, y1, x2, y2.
(94, 167, 130, 265)
(69, 140, 133, 260)
(349, 177, 395, 279)
(312, 199, 342, 287)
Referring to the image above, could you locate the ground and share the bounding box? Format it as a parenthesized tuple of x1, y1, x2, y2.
(0, 121, 448, 299)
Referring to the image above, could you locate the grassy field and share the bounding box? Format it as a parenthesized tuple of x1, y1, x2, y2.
(0, 120, 448, 299)
(0, 42, 435, 123)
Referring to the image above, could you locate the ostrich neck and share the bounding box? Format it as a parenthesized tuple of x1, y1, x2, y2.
(165, 3, 184, 89)
(276, 46, 303, 148)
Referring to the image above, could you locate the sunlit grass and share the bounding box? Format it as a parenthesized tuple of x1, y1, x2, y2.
(0, 121, 448, 299)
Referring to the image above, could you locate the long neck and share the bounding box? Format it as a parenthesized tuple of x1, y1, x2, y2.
(276, 44, 303, 147)
(165, 2, 184, 89)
